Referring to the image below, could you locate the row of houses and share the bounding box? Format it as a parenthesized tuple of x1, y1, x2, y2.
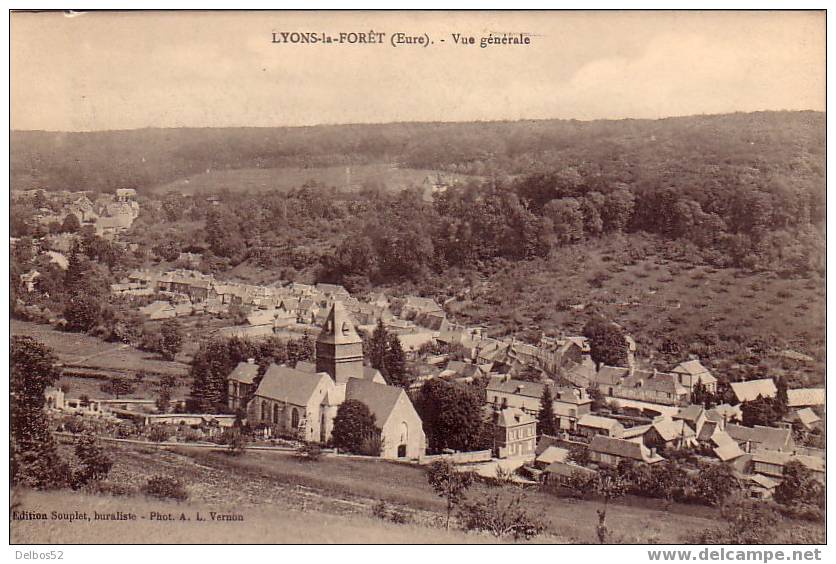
(32, 191, 140, 240)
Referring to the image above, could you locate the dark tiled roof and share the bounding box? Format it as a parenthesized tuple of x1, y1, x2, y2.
(345, 378, 405, 428)
(228, 361, 259, 384)
(594, 366, 629, 386)
(726, 424, 792, 451)
(589, 435, 647, 461)
(486, 376, 546, 399)
(254, 364, 329, 406)
(545, 461, 597, 478)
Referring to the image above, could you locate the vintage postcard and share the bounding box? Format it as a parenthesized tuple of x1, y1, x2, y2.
(9, 9, 826, 548)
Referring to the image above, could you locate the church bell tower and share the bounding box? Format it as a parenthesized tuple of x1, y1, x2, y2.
(316, 301, 364, 385)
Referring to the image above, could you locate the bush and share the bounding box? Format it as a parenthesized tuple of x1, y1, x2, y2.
(371, 500, 411, 525)
(116, 421, 138, 439)
(142, 475, 188, 502)
(221, 428, 247, 456)
(457, 491, 546, 540)
(147, 425, 171, 443)
(295, 443, 322, 461)
(71, 433, 113, 489)
(62, 416, 87, 434)
(82, 480, 135, 497)
(359, 433, 384, 457)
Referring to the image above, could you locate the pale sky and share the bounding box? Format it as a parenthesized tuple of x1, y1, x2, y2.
(10, 10, 825, 131)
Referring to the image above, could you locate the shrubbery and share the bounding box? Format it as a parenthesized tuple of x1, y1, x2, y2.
(142, 475, 189, 501)
(457, 491, 546, 540)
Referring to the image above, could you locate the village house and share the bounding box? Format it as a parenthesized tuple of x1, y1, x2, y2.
(785, 388, 825, 409)
(115, 188, 137, 202)
(562, 359, 597, 389)
(783, 407, 821, 431)
(673, 404, 708, 436)
(538, 335, 585, 375)
(740, 473, 780, 500)
(491, 407, 537, 459)
(709, 429, 746, 462)
(227, 359, 259, 411)
(639, 417, 698, 451)
(614, 369, 689, 406)
(45, 387, 106, 416)
(730, 378, 777, 403)
(588, 435, 664, 466)
(534, 444, 570, 468)
(396, 331, 436, 359)
(409, 310, 445, 332)
(20, 270, 40, 292)
(671, 359, 718, 393)
(590, 365, 630, 396)
(543, 460, 598, 486)
(576, 414, 624, 439)
(726, 423, 794, 453)
(552, 387, 593, 431)
(707, 403, 743, 424)
(751, 450, 825, 483)
(485, 375, 545, 413)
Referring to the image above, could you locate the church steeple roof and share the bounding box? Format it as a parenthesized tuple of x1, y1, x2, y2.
(317, 301, 362, 345)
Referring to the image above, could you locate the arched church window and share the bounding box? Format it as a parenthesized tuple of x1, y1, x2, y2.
(261, 401, 268, 421)
(291, 408, 300, 429)
(273, 404, 280, 424)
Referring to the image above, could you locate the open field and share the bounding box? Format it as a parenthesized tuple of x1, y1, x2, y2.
(12, 320, 192, 399)
(151, 164, 478, 195)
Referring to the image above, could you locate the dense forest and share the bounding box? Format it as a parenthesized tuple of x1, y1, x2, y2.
(12, 111, 824, 196)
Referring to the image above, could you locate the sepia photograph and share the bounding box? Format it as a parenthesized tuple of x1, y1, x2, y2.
(7, 8, 827, 550)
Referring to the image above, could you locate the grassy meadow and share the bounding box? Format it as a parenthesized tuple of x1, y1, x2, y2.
(12, 320, 192, 399)
(37, 442, 740, 544)
(151, 164, 478, 195)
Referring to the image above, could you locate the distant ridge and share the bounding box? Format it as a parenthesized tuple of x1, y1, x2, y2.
(11, 110, 824, 195)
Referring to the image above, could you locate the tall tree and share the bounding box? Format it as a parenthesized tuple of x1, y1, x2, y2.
(367, 320, 388, 373)
(537, 386, 558, 437)
(543, 197, 585, 245)
(11, 336, 70, 488)
(61, 213, 81, 233)
(601, 186, 636, 233)
(415, 379, 486, 453)
(159, 319, 183, 361)
(583, 318, 629, 369)
(774, 461, 824, 509)
(63, 293, 101, 333)
(383, 333, 408, 387)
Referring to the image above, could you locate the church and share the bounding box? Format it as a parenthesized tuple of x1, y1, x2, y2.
(243, 301, 426, 459)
